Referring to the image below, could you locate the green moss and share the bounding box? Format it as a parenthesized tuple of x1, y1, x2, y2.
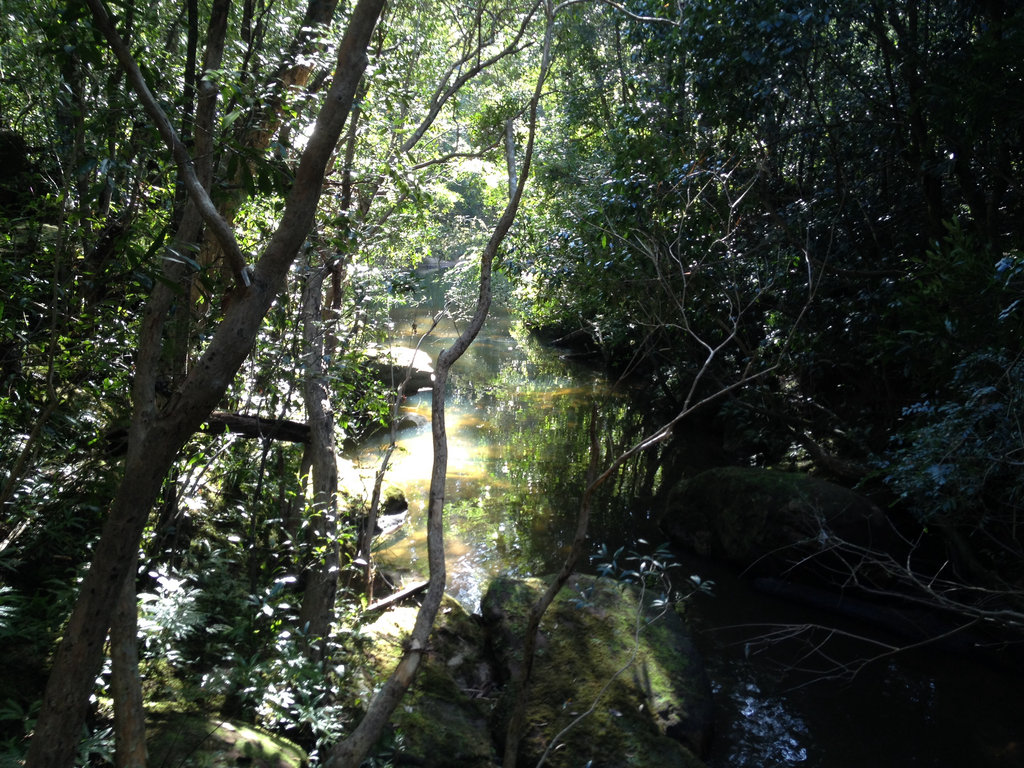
(358, 596, 499, 767)
(660, 467, 883, 573)
(392, 687, 495, 767)
(381, 486, 408, 514)
(148, 715, 306, 768)
(484, 575, 711, 768)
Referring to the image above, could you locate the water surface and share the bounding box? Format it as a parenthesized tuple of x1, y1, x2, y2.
(349, 282, 644, 609)
(348, 275, 1024, 768)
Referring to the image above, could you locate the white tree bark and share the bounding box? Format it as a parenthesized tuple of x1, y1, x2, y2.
(323, 5, 554, 765)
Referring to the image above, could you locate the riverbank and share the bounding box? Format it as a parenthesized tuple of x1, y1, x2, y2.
(359, 273, 1024, 767)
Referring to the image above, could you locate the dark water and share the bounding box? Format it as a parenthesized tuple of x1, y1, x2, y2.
(352, 275, 1024, 768)
(681, 555, 1024, 768)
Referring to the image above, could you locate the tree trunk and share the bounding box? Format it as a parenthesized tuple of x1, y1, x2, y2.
(298, 262, 342, 657)
(111, 555, 147, 768)
(24, 3, 385, 765)
(26, 424, 182, 768)
(203, 411, 311, 443)
(323, 9, 553, 764)
(505, 118, 517, 199)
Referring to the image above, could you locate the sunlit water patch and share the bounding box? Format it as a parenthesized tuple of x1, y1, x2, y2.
(348, 376, 613, 609)
(344, 283, 625, 609)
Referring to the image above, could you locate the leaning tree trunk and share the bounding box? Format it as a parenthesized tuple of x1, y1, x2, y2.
(24, 3, 385, 767)
(322, 8, 553, 765)
(297, 261, 342, 658)
(106, 7, 234, 761)
(110, 553, 146, 768)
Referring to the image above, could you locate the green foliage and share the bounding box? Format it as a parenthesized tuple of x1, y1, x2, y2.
(2, 0, 1022, 759)
(592, 540, 714, 608)
(875, 228, 1024, 567)
(130, 456, 370, 746)
(0, 0, 548, 763)
(0, 571, 85, 764)
(883, 351, 1024, 555)
(514, 0, 1024, 463)
(211, 629, 356, 749)
(138, 569, 206, 663)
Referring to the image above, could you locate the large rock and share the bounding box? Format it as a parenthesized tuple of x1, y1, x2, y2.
(659, 467, 887, 581)
(481, 575, 713, 768)
(148, 715, 306, 768)
(360, 595, 498, 767)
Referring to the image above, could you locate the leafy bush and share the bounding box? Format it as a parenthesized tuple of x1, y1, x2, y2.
(882, 350, 1024, 572)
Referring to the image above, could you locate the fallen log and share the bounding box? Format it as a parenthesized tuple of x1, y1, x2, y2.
(106, 411, 310, 455)
(364, 581, 429, 614)
(202, 411, 310, 443)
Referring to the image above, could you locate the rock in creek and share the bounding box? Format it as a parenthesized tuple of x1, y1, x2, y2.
(659, 466, 888, 585)
(361, 595, 500, 767)
(359, 575, 713, 767)
(482, 574, 713, 768)
(364, 345, 434, 393)
(148, 715, 306, 768)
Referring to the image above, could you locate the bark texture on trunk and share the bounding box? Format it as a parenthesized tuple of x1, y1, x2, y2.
(505, 118, 517, 198)
(298, 264, 341, 654)
(111, 556, 147, 768)
(24, 3, 385, 766)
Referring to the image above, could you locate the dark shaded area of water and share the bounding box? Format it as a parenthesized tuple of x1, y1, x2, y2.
(681, 555, 1024, 768)
(354, 275, 1024, 768)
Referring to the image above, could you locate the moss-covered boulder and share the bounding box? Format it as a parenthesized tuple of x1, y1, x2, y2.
(148, 715, 306, 768)
(481, 575, 712, 768)
(361, 595, 498, 767)
(659, 467, 887, 580)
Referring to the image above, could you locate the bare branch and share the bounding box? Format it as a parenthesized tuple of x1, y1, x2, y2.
(721, 617, 984, 686)
(407, 140, 505, 171)
(358, 316, 441, 596)
(83, 0, 252, 290)
(554, 0, 683, 25)
(322, 4, 555, 766)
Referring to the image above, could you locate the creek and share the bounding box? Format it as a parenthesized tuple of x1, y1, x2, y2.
(348, 274, 1024, 768)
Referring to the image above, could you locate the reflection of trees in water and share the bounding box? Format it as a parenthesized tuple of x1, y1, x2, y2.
(379, 278, 727, 598)
(485, 378, 678, 576)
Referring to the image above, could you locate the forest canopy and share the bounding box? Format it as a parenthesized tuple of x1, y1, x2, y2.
(1, 0, 1023, 766)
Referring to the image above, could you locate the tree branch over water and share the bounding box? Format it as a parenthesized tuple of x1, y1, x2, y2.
(500, 127, 824, 768)
(322, 4, 553, 764)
